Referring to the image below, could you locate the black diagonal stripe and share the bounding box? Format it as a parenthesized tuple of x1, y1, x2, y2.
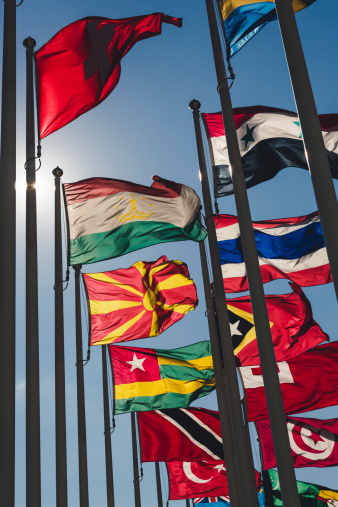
(158, 409, 224, 460)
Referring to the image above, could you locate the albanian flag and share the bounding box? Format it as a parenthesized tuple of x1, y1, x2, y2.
(83, 256, 198, 345)
(36, 13, 182, 138)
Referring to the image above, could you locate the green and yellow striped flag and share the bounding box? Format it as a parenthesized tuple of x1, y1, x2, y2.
(109, 341, 215, 414)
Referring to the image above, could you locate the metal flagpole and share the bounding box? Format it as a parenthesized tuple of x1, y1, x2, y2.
(74, 266, 89, 507)
(53, 167, 68, 507)
(24, 36, 41, 507)
(203, 1, 301, 505)
(155, 462, 163, 507)
(199, 242, 243, 507)
(102, 346, 115, 507)
(274, 0, 338, 301)
(0, 0, 16, 504)
(186, 500, 191, 507)
(131, 412, 142, 507)
(191, 102, 258, 507)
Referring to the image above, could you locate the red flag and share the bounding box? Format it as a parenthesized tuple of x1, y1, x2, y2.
(228, 283, 328, 366)
(36, 13, 182, 138)
(138, 408, 223, 462)
(256, 416, 338, 470)
(240, 342, 338, 421)
(167, 461, 260, 500)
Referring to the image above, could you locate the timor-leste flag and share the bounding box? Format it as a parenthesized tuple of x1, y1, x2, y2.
(35, 13, 182, 138)
(83, 256, 198, 345)
(63, 175, 207, 265)
(110, 341, 215, 415)
(228, 283, 328, 366)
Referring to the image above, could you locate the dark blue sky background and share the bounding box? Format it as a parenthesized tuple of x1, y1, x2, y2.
(1, 0, 337, 505)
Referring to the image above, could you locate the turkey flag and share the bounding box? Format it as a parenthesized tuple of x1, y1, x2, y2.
(240, 342, 338, 421)
(256, 416, 338, 469)
(36, 13, 182, 138)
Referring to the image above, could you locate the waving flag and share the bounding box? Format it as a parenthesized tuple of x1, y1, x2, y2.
(240, 342, 338, 421)
(110, 341, 214, 414)
(221, 1, 317, 59)
(228, 283, 328, 365)
(36, 13, 182, 138)
(216, 212, 331, 293)
(257, 416, 338, 470)
(268, 469, 338, 506)
(64, 175, 206, 265)
(194, 496, 230, 505)
(203, 106, 338, 196)
(138, 407, 223, 462)
(83, 256, 198, 345)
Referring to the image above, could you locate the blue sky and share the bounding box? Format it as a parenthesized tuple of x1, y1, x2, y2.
(1, 0, 338, 505)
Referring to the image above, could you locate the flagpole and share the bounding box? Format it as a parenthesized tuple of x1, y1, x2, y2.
(204, 1, 301, 505)
(131, 412, 142, 507)
(274, 0, 338, 302)
(24, 36, 41, 507)
(102, 346, 115, 507)
(0, 0, 16, 504)
(74, 266, 89, 507)
(190, 102, 258, 507)
(53, 166, 68, 507)
(155, 463, 163, 507)
(199, 242, 242, 507)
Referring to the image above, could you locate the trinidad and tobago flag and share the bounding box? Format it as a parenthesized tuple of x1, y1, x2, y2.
(202, 106, 338, 196)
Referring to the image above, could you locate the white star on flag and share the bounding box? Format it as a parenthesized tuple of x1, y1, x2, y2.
(230, 320, 242, 337)
(126, 353, 146, 372)
(213, 464, 226, 473)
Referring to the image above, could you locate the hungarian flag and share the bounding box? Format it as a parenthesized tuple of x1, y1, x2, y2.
(216, 212, 331, 292)
(256, 416, 338, 470)
(83, 256, 198, 345)
(110, 341, 214, 414)
(202, 106, 338, 197)
(168, 461, 261, 500)
(220, 1, 316, 59)
(36, 13, 182, 138)
(63, 175, 207, 265)
(240, 342, 338, 421)
(138, 407, 223, 462)
(227, 283, 328, 366)
(268, 469, 338, 506)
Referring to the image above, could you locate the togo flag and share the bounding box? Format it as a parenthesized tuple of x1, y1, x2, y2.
(268, 469, 338, 506)
(202, 106, 338, 197)
(63, 175, 207, 265)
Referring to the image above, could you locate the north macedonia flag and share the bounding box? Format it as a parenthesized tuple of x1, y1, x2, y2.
(83, 256, 198, 345)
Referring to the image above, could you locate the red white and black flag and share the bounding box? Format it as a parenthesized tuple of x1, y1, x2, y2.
(138, 408, 223, 462)
(256, 416, 338, 469)
(35, 13, 182, 138)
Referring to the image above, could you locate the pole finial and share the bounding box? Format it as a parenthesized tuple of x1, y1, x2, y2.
(189, 99, 201, 111)
(73, 265, 82, 272)
(23, 37, 36, 49)
(52, 166, 63, 178)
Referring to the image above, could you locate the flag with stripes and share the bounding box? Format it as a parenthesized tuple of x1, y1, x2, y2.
(194, 496, 230, 505)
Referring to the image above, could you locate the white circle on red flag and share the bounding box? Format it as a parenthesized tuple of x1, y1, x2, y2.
(183, 462, 213, 484)
(287, 422, 335, 461)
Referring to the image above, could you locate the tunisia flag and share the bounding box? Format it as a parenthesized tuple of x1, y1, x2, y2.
(256, 416, 338, 469)
(36, 13, 182, 138)
(240, 342, 338, 421)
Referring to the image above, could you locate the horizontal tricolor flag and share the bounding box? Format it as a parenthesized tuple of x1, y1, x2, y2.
(110, 341, 215, 414)
(216, 212, 331, 293)
(63, 175, 207, 265)
(228, 283, 328, 365)
(203, 106, 338, 196)
(256, 416, 338, 470)
(268, 469, 338, 506)
(36, 14, 182, 138)
(83, 256, 198, 345)
(221, 1, 317, 59)
(240, 342, 338, 421)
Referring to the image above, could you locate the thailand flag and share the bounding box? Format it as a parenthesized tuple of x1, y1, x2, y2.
(215, 212, 331, 293)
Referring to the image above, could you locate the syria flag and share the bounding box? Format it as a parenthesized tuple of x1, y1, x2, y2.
(256, 416, 338, 470)
(36, 13, 182, 138)
(240, 342, 338, 421)
(138, 408, 223, 462)
(228, 283, 328, 366)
